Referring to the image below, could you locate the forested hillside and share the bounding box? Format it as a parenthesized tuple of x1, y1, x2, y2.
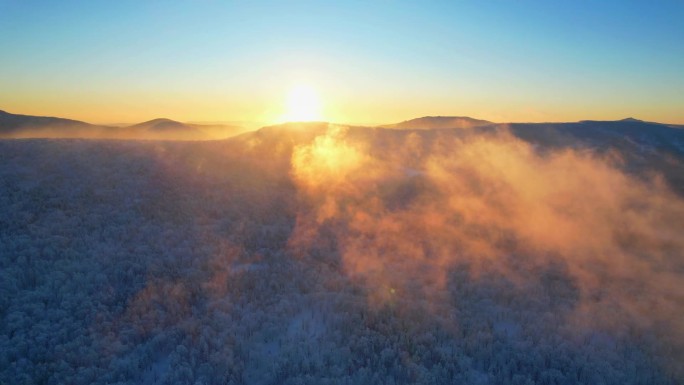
(1, 122, 683, 384)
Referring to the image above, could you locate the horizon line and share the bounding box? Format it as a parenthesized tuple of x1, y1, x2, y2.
(3, 108, 683, 127)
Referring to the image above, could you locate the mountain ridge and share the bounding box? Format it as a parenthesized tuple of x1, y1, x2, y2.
(0, 110, 247, 140)
(2, 109, 683, 140)
(126, 118, 199, 132)
(0, 109, 108, 133)
(381, 116, 494, 130)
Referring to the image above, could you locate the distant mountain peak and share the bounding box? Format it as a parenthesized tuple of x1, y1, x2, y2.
(127, 118, 192, 132)
(144, 118, 180, 124)
(133, 118, 183, 126)
(381, 116, 493, 130)
(620, 117, 643, 122)
(0, 109, 98, 134)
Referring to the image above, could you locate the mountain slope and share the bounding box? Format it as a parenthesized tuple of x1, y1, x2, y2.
(231, 118, 684, 194)
(1, 118, 684, 384)
(381, 116, 493, 129)
(125, 118, 247, 140)
(123, 118, 203, 140)
(0, 110, 248, 140)
(0, 109, 109, 136)
(126, 118, 194, 132)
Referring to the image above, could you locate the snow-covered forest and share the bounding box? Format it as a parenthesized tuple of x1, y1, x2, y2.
(1, 122, 683, 384)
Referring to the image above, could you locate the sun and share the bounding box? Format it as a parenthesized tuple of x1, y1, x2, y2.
(281, 85, 323, 122)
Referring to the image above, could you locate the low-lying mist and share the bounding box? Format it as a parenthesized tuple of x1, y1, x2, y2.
(0, 124, 249, 141)
(291, 125, 684, 335)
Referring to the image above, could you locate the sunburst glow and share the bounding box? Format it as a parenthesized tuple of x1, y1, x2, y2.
(281, 85, 323, 122)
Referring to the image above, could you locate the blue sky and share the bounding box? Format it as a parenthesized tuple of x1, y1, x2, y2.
(1, 0, 682, 124)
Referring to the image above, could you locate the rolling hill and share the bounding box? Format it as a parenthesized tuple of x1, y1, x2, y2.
(381, 116, 493, 129)
(0, 110, 248, 140)
(0, 109, 112, 137)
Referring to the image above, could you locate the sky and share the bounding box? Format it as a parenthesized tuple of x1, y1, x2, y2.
(0, 0, 683, 125)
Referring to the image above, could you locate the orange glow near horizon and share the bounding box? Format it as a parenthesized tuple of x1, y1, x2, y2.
(3, 94, 684, 127)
